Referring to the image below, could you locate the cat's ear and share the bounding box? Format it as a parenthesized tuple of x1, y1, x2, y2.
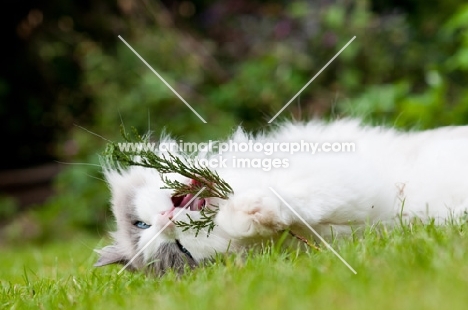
(103, 169, 131, 196)
(94, 245, 128, 267)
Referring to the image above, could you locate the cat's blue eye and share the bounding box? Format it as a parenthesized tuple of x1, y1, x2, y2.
(134, 221, 151, 229)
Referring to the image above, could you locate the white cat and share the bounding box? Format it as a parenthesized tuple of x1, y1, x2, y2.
(95, 119, 468, 275)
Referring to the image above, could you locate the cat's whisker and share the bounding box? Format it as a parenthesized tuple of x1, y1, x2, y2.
(55, 161, 102, 167)
(74, 124, 113, 142)
(85, 174, 106, 183)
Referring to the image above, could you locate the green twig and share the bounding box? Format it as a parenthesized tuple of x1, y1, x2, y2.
(102, 125, 233, 236)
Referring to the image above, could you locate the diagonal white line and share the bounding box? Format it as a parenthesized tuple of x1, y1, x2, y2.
(117, 35, 207, 124)
(117, 187, 206, 274)
(269, 187, 357, 274)
(268, 36, 356, 123)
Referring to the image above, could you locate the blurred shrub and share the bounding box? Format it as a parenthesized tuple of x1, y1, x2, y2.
(341, 3, 468, 128)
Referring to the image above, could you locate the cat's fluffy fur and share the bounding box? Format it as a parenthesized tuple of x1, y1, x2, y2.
(95, 119, 468, 275)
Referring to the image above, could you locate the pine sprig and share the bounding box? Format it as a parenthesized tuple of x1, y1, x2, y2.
(173, 205, 219, 237)
(160, 176, 206, 198)
(103, 126, 233, 199)
(102, 126, 234, 236)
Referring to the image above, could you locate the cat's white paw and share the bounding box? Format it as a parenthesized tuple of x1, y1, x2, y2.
(216, 189, 287, 239)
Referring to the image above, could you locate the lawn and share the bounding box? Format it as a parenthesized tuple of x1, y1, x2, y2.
(1, 221, 467, 310)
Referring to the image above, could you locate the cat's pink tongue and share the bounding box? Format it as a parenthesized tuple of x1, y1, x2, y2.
(170, 179, 206, 211)
(175, 194, 205, 211)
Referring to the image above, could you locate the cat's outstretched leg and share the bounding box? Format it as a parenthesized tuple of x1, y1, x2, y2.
(215, 189, 291, 239)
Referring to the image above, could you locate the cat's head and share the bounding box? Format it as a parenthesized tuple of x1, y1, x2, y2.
(94, 165, 234, 276)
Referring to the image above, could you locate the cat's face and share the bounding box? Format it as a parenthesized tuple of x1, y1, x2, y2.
(94, 166, 234, 275)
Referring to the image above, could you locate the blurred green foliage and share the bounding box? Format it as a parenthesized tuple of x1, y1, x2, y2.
(343, 3, 468, 129)
(2, 0, 468, 244)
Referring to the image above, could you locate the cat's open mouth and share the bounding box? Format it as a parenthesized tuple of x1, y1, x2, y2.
(170, 179, 208, 211)
(171, 194, 206, 211)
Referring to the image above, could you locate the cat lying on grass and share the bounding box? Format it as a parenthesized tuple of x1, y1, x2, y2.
(94, 119, 468, 275)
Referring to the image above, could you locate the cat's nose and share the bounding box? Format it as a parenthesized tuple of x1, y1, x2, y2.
(161, 208, 175, 219)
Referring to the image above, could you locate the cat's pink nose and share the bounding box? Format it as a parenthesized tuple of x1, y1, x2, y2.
(161, 208, 175, 219)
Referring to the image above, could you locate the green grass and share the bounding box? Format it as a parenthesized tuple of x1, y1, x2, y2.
(1, 222, 468, 310)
